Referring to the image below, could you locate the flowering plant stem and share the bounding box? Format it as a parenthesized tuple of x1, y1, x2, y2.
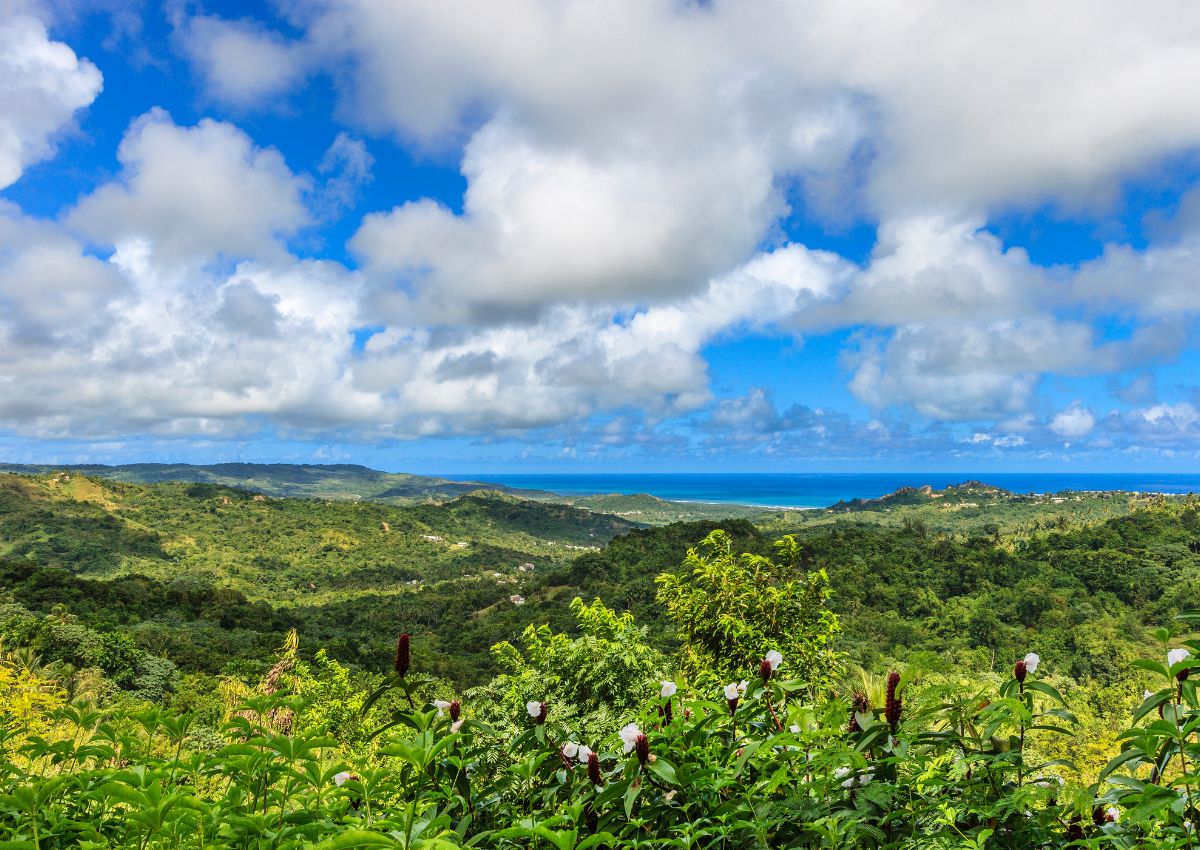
(763, 686, 784, 733)
(1176, 679, 1197, 850)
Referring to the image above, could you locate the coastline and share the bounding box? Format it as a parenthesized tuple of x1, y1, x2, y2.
(442, 472, 1200, 511)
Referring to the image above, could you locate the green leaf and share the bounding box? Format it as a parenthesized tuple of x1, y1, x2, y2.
(313, 830, 401, 849)
(1024, 680, 1069, 706)
(361, 674, 401, 717)
(623, 779, 641, 819)
(1131, 659, 1171, 679)
(1033, 758, 1077, 773)
(648, 758, 678, 786)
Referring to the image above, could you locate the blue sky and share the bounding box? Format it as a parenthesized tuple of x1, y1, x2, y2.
(1, 0, 1200, 472)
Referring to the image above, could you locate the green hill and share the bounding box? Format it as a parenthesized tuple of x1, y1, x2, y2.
(0, 461, 786, 525)
(0, 462, 554, 503)
(3, 468, 1196, 692)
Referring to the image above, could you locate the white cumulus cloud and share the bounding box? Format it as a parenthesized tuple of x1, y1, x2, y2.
(69, 110, 311, 265)
(176, 13, 308, 106)
(0, 12, 101, 189)
(1049, 403, 1097, 439)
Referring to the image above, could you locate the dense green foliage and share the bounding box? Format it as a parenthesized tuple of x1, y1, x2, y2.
(0, 472, 646, 684)
(5, 469, 1200, 846)
(473, 597, 668, 739)
(2, 471, 1197, 696)
(656, 531, 839, 694)
(2, 608, 1198, 848)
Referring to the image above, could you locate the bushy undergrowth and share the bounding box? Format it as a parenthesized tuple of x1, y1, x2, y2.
(1, 616, 1197, 849)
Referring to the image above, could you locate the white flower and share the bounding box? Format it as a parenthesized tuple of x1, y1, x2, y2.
(618, 723, 642, 754)
(1105, 806, 1120, 823)
(661, 681, 677, 698)
(526, 701, 543, 719)
(562, 742, 579, 759)
(765, 650, 783, 671)
(433, 699, 451, 716)
(834, 766, 870, 788)
(1022, 652, 1040, 673)
(450, 719, 464, 733)
(577, 745, 593, 763)
(789, 724, 801, 733)
(1168, 647, 1192, 667)
(333, 771, 352, 787)
(1144, 690, 1154, 700)
(738, 680, 749, 694)
(723, 682, 740, 700)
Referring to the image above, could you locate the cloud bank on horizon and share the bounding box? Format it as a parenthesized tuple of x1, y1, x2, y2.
(1, 0, 1199, 470)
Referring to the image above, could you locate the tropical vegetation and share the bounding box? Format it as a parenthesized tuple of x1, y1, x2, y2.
(2, 469, 1200, 846)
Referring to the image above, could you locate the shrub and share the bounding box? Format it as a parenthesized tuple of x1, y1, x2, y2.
(656, 530, 841, 694)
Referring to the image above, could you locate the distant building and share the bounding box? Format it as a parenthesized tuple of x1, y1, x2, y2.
(509, 595, 525, 605)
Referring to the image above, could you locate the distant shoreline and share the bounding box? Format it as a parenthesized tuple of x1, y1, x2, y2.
(442, 472, 1200, 510)
(3, 463, 1197, 511)
(655, 496, 820, 511)
(578, 489, 1184, 513)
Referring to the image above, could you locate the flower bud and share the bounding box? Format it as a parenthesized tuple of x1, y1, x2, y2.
(884, 671, 902, 733)
(1064, 818, 1084, 841)
(663, 699, 673, 724)
(759, 658, 773, 684)
(587, 751, 603, 785)
(634, 733, 649, 766)
(1168, 647, 1191, 680)
(449, 700, 461, 722)
(848, 691, 869, 733)
(394, 633, 411, 676)
(1013, 659, 1027, 684)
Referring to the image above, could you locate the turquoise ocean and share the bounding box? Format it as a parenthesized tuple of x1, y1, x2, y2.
(443, 472, 1200, 509)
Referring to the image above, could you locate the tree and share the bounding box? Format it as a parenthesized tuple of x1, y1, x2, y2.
(655, 530, 841, 693)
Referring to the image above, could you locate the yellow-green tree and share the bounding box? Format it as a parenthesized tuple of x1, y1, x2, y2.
(655, 530, 841, 693)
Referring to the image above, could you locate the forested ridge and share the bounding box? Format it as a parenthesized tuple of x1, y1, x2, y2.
(1, 471, 1196, 689)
